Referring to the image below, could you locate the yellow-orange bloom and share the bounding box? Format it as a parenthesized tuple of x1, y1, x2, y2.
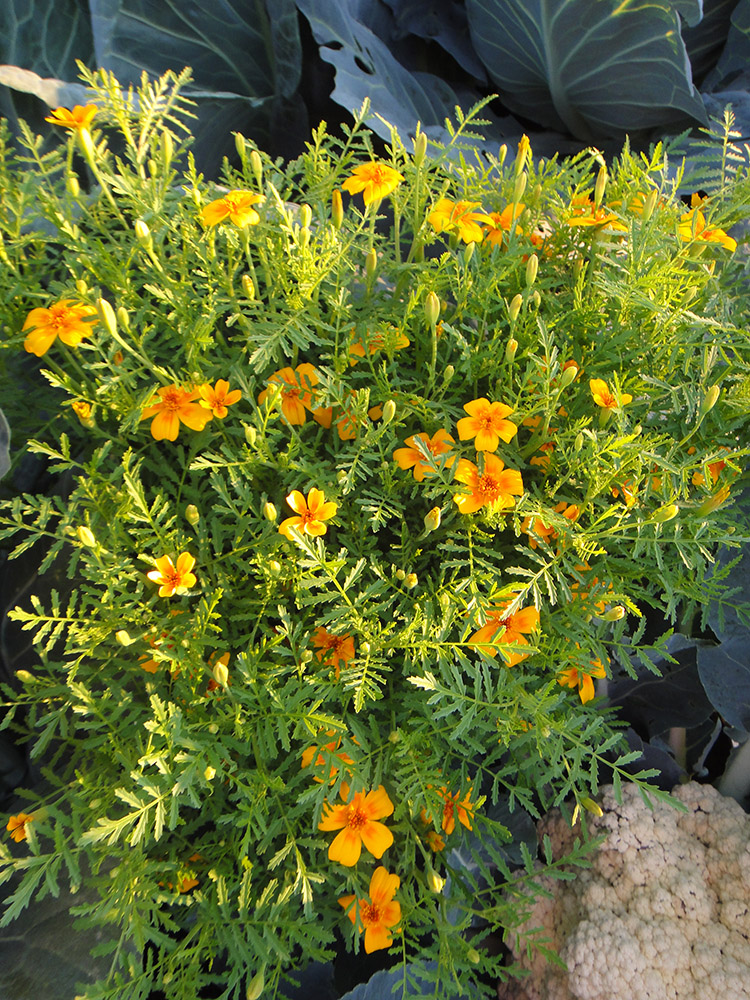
(198, 379, 242, 418)
(453, 453, 524, 513)
(147, 552, 197, 597)
(258, 364, 319, 425)
(349, 328, 409, 364)
(428, 198, 494, 243)
(23, 299, 98, 356)
(437, 786, 475, 835)
(140, 385, 214, 441)
(393, 429, 456, 482)
(45, 105, 97, 130)
(6, 813, 33, 843)
(457, 398, 517, 452)
(319, 785, 394, 866)
(342, 162, 404, 206)
(589, 378, 632, 410)
(200, 190, 262, 227)
(677, 208, 736, 251)
(469, 603, 540, 666)
(558, 657, 607, 704)
(301, 730, 355, 784)
(566, 195, 626, 231)
(312, 627, 355, 678)
(338, 866, 401, 953)
(279, 488, 337, 539)
(482, 204, 525, 246)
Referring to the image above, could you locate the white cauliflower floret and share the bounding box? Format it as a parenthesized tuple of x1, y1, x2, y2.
(501, 782, 750, 1000)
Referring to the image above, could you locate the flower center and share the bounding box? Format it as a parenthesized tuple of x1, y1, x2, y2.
(347, 806, 367, 831)
(360, 901, 382, 925)
(477, 474, 500, 499)
(162, 389, 184, 411)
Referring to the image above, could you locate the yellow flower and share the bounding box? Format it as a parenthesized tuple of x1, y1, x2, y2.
(436, 786, 475, 835)
(342, 162, 404, 206)
(566, 195, 626, 231)
(279, 488, 337, 539)
(338, 866, 401, 953)
(589, 378, 632, 410)
(258, 364, 319, 425)
(428, 198, 494, 243)
(6, 812, 33, 843)
(468, 602, 540, 666)
(677, 207, 736, 251)
(200, 190, 263, 227)
(198, 379, 242, 418)
(146, 552, 197, 597)
(456, 398, 517, 452)
(22, 299, 98, 356)
(45, 105, 98, 130)
(140, 385, 214, 441)
(453, 453, 524, 513)
(319, 785, 394, 866)
(557, 657, 607, 704)
(482, 204, 525, 246)
(393, 430, 456, 482)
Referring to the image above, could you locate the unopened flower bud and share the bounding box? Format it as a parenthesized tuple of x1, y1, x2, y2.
(497, 144, 507, 168)
(696, 485, 730, 515)
(467, 948, 481, 965)
(161, 130, 174, 169)
(388, 729, 400, 743)
(464, 241, 475, 265)
(15, 669, 35, 684)
(530, 289, 541, 309)
(413, 131, 427, 167)
(424, 291, 440, 327)
(361, 641, 371, 655)
(234, 132, 245, 162)
(241, 274, 255, 300)
(395, 568, 406, 581)
(212, 660, 229, 687)
(67, 174, 80, 198)
(443, 365, 455, 383)
(268, 559, 282, 576)
(574, 431, 584, 452)
(424, 506, 441, 532)
(115, 629, 134, 646)
(332, 188, 344, 229)
(263, 502, 277, 522)
(116, 306, 130, 331)
(249, 150, 263, 187)
(75, 279, 88, 296)
(580, 796, 603, 817)
(77, 526, 96, 547)
(365, 248, 377, 280)
(300, 649, 313, 664)
(513, 171, 527, 204)
(642, 188, 658, 221)
(185, 504, 200, 526)
(514, 134, 530, 176)
(699, 385, 720, 416)
(426, 866, 445, 893)
(683, 286, 699, 306)
(652, 503, 679, 523)
(525, 253, 538, 287)
(299, 226, 310, 250)
(505, 338, 518, 363)
(204, 766, 216, 781)
(594, 165, 607, 209)
(382, 399, 396, 424)
(148, 159, 158, 179)
(509, 293, 523, 322)
(96, 297, 117, 339)
(404, 572, 418, 590)
(559, 365, 577, 389)
(135, 219, 151, 245)
(337, 469, 347, 484)
(602, 605, 626, 621)
(300, 204, 312, 229)
(244, 424, 257, 446)
(246, 969, 265, 1000)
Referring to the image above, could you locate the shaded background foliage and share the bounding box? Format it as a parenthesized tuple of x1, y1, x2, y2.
(3, 0, 750, 175)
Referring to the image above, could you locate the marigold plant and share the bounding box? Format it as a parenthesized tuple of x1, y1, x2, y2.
(0, 71, 747, 1000)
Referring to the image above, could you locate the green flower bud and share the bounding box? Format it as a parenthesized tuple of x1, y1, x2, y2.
(161, 130, 174, 169)
(404, 572, 418, 590)
(594, 165, 607, 209)
(574, 432, 584, 452)
(424, 291, 440, 327)
(115, 629, 134, 646)
(300, 204, 312, 229)
(96, 297, 117, 339)
(185, 504, 200, 526)
(204, 766, 216, 781)
(530, 289, 541, 309)
(464, 241, 475, 265)
(135, 219, 151, 245)
(250, 150, 263, 187)
(263, 502, 277, 522)
(559, 365, 578, 389)
(77, 526, 96, 547)
(75, 279, 88, 297)
(244, 424, 257, 446)
(116, 306, 130, 331)
(212, 660, 229, 687)
(299, 226, 311, 250)
(413, 131, 427, 167)
(602, 605, 626, 621)
(234, 132, 245, 162)
(652, 503, 679, 523)
(699, 385, 720, 416)
(382, 399, 396, 424)
(424, 506, 441, 532)
(443, 365, 455, 383)
(77, 127, 96, 167)
(365, 248, 377, 280)
(525, 253, 539, 287)
(395, 568, 406, 581)
(241, 274, 255, 300)
(641, 188, 658, 221)
(246, 968, 265, 1000)
(513, 171, 527, 204)
(67, 174, 80, 198)
(331, 189, 344, 229)
(268, 560, 282, 577)
(505, 338, 518, 363)
(426, 866, 445, 893)
(581, 796, 603, 817)
(15, 669, 35, 684)
(467, 948, 481, 965)
(509, 293, 523, 322)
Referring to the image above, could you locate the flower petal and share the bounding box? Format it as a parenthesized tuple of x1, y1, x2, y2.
(328, 826, 362, 866)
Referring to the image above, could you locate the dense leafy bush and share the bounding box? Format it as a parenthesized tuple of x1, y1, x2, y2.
(0, 69, 748, 999)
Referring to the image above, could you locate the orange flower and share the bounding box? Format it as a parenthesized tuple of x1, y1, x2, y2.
(453, 453, 524, 513)
(279, 488, 337, 539)
(677, 208, 736, 251)
(349, 328, 409, 364)
(558, 657, 607, 704)
(692, 457, 726, 487)
(319, 785, 394, 866)
(257, 364, 319, 425)
(566, 195, 626, 231)
(425, 829, 445, 852)
(428, 198, 494, 243)
(301, 730, 355, 783)
(23, 299, 98, 356)
(482, 204, 525, 246)
(521, 502, 580, 549)
(312, 627, 355, 677)
(146, 552, 197, 597)
(457, 398, 517, 452)
(45, 105, 97, 130)
(338, 866, 401, 953)
(198, 379, 242, 418)
(437, 786, 475, 835)
(6, 813, 33, 843)
(342, 162, 404, 206)
(589, 378, 632, 410)
(140, 384, 213, 441)
(393, 429, 456, 482)
(200, 190, 263, 227)
(469, 603, 540, 666)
